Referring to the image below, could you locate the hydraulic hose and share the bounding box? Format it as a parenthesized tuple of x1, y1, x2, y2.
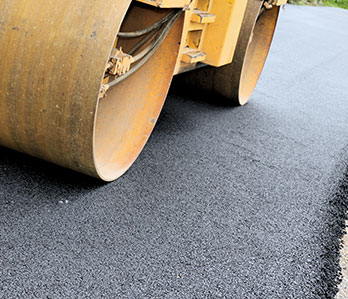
(117, 10, 178, 38)
(105, 10, 183, 89)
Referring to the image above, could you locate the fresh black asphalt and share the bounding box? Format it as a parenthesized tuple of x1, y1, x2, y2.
(1, 5, 348, 299)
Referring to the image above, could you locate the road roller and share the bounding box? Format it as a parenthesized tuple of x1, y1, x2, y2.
(0, 0, 286, 181)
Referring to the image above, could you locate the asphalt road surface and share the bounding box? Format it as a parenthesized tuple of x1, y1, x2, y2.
(1, 5, 348, 299)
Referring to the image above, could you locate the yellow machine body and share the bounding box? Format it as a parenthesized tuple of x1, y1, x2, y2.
(0, 0, 285, 181)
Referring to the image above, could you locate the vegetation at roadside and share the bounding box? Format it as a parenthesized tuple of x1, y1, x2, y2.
(288, 0, 348, 9)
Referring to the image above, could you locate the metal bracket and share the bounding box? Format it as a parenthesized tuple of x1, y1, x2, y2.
(264, 0, 287, 9)
(107, 48, 134, 77)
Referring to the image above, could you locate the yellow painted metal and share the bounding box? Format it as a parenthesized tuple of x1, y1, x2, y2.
(174, 0, 280, 105)
(174, 0, 249, 73)
(191, 11, 216, 24)
(174, 0, 286, 72)
(174, 0, 210, 74)
(136, 0, 190, 8)
(276, 0, 288, 5)
(0, 1, 184, 181)
(182, 48, 207, 63)
(201, 0, 248, 67)
(234, 5, 280, 104)
(0, 0, 284, 181)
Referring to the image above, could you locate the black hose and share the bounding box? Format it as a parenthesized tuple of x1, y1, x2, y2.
(117, 10, 178, 38)
(106, 10, 183, 89)
(128, 29, 158, 56)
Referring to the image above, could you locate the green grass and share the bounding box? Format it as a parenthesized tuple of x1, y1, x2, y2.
(322, 0, 348, 9)
(288, 0, 348, 9)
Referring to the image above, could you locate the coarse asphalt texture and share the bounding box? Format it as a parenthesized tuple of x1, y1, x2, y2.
(1, 4, 348, 299)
